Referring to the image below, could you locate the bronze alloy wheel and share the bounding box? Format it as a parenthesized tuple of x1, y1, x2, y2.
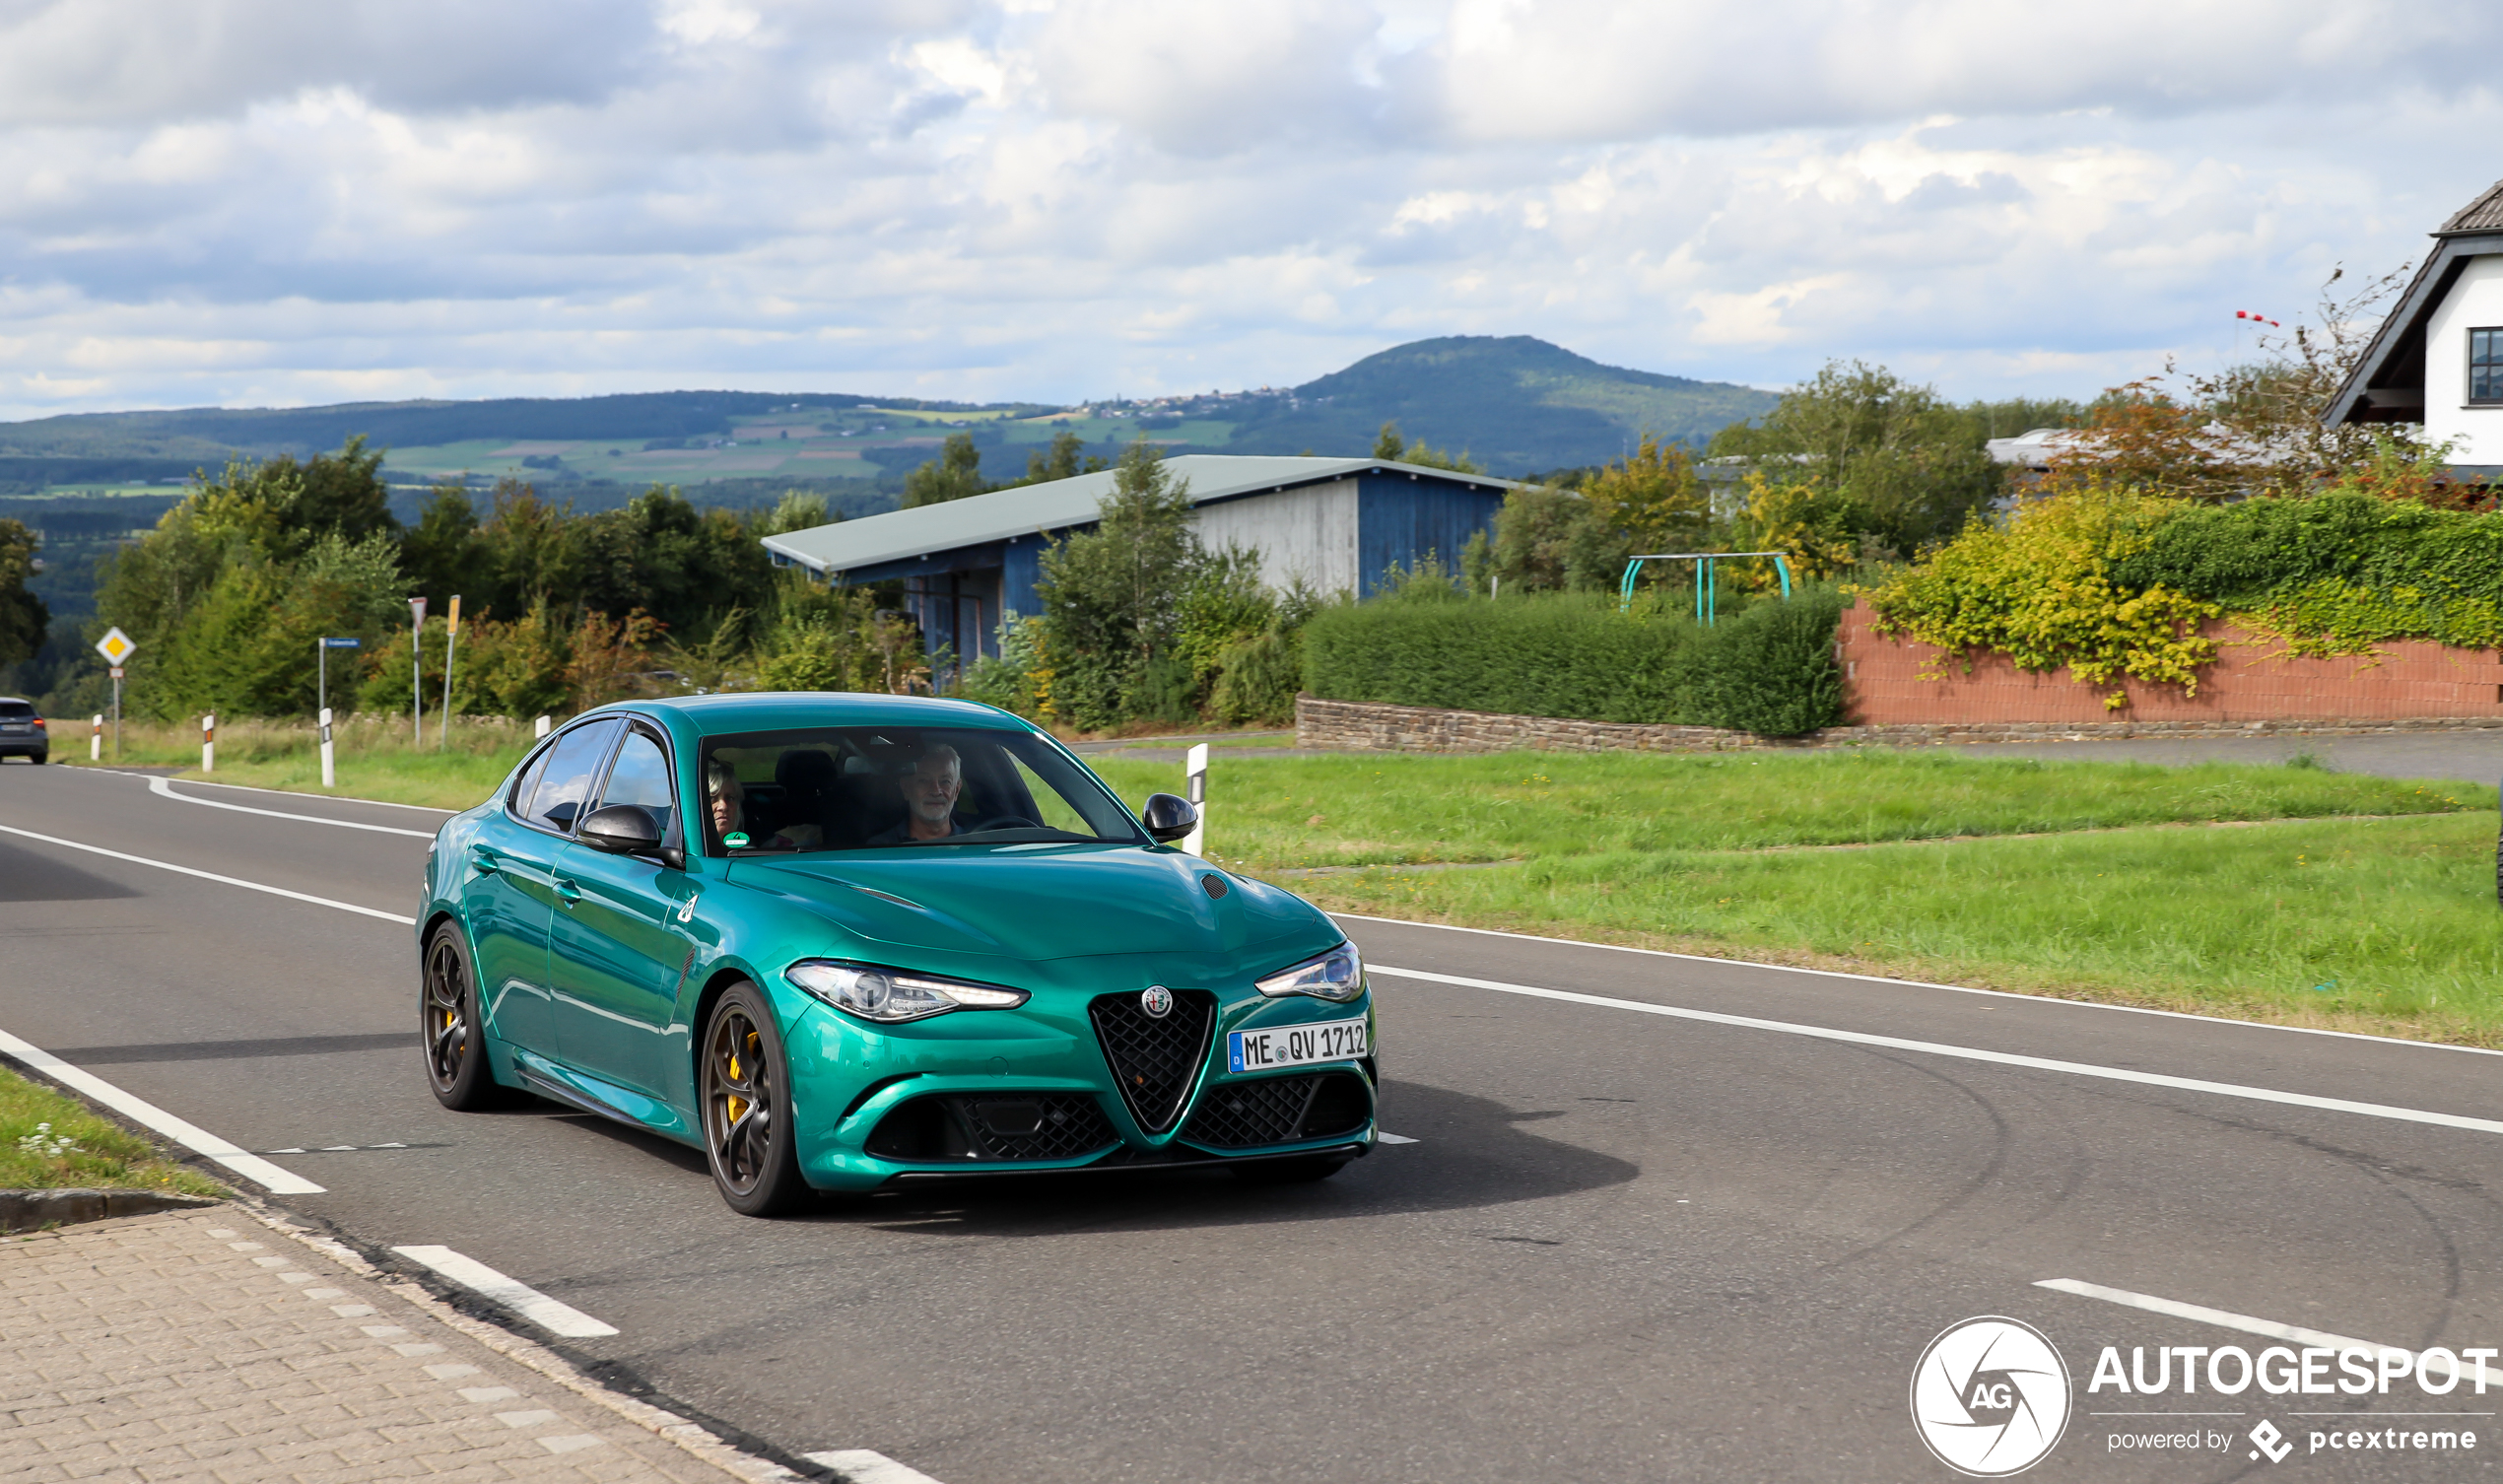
(421, 924, 506, 1111)
(699, 982, 809, 1215)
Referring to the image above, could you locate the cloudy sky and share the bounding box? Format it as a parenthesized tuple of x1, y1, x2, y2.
(1, 0, 2496, 419)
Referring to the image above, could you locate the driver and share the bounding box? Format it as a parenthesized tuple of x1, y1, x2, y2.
(869, 743, 964, 844)
(707, 759, 823, 850)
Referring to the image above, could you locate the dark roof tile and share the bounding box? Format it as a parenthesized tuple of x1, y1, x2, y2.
(2438, 178, 2503, 235)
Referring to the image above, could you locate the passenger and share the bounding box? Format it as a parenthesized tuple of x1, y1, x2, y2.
(868, 744, 963, 844)
(707, 759, 822, 850)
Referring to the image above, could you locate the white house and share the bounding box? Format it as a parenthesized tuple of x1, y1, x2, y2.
(2328, 177, 2503, 470)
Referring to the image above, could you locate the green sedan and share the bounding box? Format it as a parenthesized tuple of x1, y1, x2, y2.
(416, 694, 1376, 1215)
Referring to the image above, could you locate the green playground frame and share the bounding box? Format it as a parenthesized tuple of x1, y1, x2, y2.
(1618, 551, 1794, 624)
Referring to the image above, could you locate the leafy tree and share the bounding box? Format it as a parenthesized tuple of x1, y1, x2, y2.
(400, 483, 485, 611)
(763, 490, 829, 534)
(903, 432, 989, 506)
(1371, 420, 1482, 473)
(1035, 440, 1202, 729)
(1018, 430, 1103, 485)
(0, 519, 48, 671)
(1709, 361, 2003, 556)
(573, 485, 774, 643)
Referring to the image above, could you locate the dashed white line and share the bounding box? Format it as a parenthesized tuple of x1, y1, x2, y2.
(2036, 1278, 2406, 1357)
(1377, 1132, 1419, 1144)
(0, 822, 416, 925)
(147, 776, 438, 838)
(0, 1023, 323, 1193)
(391, 1246, 619, 1338)
(1371, 965, 2503, 1141)
(802, 1450, 949, 1484)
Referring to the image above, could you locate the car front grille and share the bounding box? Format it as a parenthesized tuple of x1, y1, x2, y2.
(1181, 1070, 1373, 1149)
(1089, 989, 1217, 1134)
(864, 1094, 1119, 1163)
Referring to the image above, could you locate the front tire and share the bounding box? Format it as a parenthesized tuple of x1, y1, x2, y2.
(28, 753, 44, 765)
(422, 924, 507, 1111)
(700, 982, 810, 1216)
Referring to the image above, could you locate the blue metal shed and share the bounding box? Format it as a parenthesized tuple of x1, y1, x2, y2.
(758, 455, 1515, 665)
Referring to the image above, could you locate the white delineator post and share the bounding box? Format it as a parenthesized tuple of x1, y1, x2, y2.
(89, 714, 101, 762)
(201, 713, 214, 773)
(318, 708, 336, 788)
(1182, 742, 1208, 856)
(535, 714, 551, 740)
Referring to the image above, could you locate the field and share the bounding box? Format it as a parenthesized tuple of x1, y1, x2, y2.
(57, 729, 2503, 1046)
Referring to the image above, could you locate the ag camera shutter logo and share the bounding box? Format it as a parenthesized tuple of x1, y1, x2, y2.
(1911, 1316, 2072, 1476)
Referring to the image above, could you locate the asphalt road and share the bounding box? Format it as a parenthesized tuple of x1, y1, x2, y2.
(5, 761, 2503, 1481)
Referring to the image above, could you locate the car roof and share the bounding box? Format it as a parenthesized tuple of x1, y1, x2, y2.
(592, 692, 1033, 738)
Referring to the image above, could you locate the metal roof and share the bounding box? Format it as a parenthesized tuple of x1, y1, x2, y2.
(759, 455, 1517, 575)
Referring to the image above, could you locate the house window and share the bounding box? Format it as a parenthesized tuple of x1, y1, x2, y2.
(2473, 328, 2503, 402)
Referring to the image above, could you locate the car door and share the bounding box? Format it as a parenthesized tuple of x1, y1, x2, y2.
(461, 717, 622, 1062)
(548, 722, 699, 1106)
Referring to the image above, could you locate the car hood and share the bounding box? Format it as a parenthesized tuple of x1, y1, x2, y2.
(727, 843, 1335, 965)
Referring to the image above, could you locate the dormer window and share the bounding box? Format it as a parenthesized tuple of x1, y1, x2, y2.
(2473, 328, 2503, 403)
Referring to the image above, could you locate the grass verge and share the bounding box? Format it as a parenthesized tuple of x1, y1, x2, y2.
(0, 1065, 229, 1195)
(1283, 813, 2503, 1047)
(62, 716, 532, 812)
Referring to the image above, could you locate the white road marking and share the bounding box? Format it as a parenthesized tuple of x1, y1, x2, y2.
(1340, 912, 2503, 1060)
(802, 1450, 949, 1484)
(1372, 965, 2503, 1141)
(148, 776, 438, 838)
(0, 822, 417, 925)
(0, 1023, 323, 1192)
(74, 767, 458, 814)
(2036, 1278, 2406, 1357)
(1378, 1132, 1420, 1144)
(391, 1246, 620, 1338)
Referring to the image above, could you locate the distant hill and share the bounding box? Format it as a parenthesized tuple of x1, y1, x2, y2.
(1219, 336, 1779, 472)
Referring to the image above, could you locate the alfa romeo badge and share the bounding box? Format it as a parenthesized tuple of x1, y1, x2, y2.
(1140, 985, 1174, 1018)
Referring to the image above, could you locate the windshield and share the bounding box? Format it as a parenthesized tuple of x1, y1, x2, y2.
(698, 725, 1145, 854)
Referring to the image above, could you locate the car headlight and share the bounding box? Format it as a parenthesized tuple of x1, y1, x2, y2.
(1254, 940, 1366, 1002)
(784, 960, 1030, 1024)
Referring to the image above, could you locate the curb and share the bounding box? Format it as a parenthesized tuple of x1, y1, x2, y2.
(0, 1186, 221, 1233)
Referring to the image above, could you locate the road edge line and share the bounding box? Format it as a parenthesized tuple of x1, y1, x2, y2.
(0, 822, 417, 925)
(0, 1025, 323, 1193)
(148, 776, 437, 838)
(1336, 911, 2503, 1060)
(1372, 964, 2503, 1140)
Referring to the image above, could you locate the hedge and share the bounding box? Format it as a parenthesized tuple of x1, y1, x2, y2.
(1302, 588, 1846, 736)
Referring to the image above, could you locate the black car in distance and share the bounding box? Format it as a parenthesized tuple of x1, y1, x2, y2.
(0, 698, 47, 763)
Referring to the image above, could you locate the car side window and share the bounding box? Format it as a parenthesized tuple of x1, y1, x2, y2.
(523, 720, 622, 835)
(596, 729, 677, 839)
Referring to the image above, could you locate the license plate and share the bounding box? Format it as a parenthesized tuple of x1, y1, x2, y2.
(1226, 1016, 1368, 1073)
(0, 723, 24, 732)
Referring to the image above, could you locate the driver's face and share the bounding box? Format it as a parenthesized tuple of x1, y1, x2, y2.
(900, 756, 961, 824)
(710, 782, 742, 835)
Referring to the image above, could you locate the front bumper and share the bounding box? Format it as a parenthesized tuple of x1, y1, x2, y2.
(783, 983, 1377, 1193)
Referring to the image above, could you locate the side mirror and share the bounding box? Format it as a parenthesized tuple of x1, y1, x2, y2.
(1141, 792, 1198, 844)
(578, 803, 663, 856)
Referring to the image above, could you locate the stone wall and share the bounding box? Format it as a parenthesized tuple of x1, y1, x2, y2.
(1294, 694, 2503, 755)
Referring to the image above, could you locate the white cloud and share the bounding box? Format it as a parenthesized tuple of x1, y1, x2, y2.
(0, 0, 2495, 421)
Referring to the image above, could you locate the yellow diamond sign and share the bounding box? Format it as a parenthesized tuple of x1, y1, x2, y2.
(95, 627, 137, 665)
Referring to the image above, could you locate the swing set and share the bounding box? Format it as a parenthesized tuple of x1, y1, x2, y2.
(1618, 552, 1795, 624)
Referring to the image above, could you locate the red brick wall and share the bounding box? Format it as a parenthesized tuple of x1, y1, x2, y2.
(1837, 602, 2503, 725)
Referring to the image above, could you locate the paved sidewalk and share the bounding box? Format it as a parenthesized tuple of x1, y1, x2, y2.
(0, 1204, 786, 1483)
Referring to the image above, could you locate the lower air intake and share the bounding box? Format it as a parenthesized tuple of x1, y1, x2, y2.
(1089, 989, 1217, 1134)
(864, 1094, 1118, 1163)
(1182, 1071, 1373, 1149)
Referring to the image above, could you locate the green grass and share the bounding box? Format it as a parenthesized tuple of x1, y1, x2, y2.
(1288, 813, 2503, 1046)
(1090, 749, 2488, 872)
(0, 1066, 228, 1195)
(69, 716, 531, 812)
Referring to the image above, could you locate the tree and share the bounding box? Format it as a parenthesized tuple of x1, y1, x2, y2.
(401, 482, 485, 611)
(0, 519, 47, 670)
(1371, 420, 1481, 473)
(1021, 430, 1097, 485)
(1035, 440, 1203, 729)
(903, 432, 989, 506)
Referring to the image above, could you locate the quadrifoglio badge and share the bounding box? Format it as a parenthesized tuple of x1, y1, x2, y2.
(1914, 1315, 2491, 1473)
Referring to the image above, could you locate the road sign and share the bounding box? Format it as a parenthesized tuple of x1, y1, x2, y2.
(95, 627, 136, 665)
(321, 637, 362, 648)
(107, 666, 123, 680)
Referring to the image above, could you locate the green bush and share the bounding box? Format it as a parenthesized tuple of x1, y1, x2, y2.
(1302, 588, 1845, 735)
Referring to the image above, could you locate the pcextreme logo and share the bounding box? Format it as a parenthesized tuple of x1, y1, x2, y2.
(1911, 1317, 2073, 1476)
